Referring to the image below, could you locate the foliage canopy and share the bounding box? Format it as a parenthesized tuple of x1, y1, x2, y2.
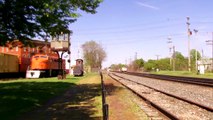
(0, 0, 102, 45)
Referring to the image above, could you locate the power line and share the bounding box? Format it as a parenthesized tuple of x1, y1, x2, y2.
(72, 32, 187, 43)
(72, 21, 213, 36)
(74, 18, 183, 31)
(74, 23, 184, 35)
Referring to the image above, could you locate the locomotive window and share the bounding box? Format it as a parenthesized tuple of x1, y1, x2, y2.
(40, 56, 47, 58)
(34, 56, 39, 58)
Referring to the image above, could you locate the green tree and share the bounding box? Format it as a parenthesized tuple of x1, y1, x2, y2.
(132, 58, 145, 71)
(82, 40, 106, 69)
(110, 63, 126, 71)
(0, 0, 102, 45)
(110, 64, 118, 71)
(175, 51, 188, 70)
(190, 49, 201, 71)
(144, 59, 156, 71)
(144, 58, 170, 72)
(156, 58, 171, 70)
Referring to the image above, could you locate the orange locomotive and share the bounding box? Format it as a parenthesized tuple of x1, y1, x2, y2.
(26, 53, 65, 78)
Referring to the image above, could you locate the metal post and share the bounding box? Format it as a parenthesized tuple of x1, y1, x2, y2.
(61, 52, 64, 78)
(186, 17, 191, 72)
(156, 55, 160, 60)
(212, 32, 213, 72)
(173, 46, 175, 71)
(206, 32, 213, 72)
(100, 71, 108, 120)
(167, 37, 172, 69)
(68, 34, 72, 75)
(56, 51, 60, 72)
(194, 29, 198, 73)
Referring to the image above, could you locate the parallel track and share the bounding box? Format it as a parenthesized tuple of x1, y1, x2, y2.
(109, 72, 213, 119)
(109, 73, 178, 120)
(116, 71, 213, 87)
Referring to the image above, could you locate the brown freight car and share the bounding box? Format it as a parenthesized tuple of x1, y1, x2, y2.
(0, 53, 19, 78)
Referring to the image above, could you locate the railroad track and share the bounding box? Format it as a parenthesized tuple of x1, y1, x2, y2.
(108, 73, 176, 120)
(115, 71, 213, 87)
(108, 72, 213, 120)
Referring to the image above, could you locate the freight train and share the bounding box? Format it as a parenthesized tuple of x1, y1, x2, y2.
(26, 53, 65, 78)
(0, 40, 59, 78)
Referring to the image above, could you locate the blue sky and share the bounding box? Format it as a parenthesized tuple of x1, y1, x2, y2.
(69, 0, 213, 68)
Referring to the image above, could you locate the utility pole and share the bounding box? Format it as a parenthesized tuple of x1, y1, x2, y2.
(77, 49, 80, 58)
(135, 52, 137, 60)
(186, 17, 192, 72)
(172, 46, 176, 71)
(167, 37, 172, 68)
(156, 55, 160, 60)
(206, 32, 213, 72)
(194, 29, 198, 73)
(69, 34, 72, 75)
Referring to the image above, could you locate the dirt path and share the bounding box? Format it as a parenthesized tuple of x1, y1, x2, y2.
(18, 73, 148, 120)
(104, 74, 148, 120)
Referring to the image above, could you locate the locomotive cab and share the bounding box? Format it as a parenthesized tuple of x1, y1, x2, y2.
(26, 53, 65, 78)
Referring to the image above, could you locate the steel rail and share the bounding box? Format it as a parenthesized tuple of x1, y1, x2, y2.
(116, 71, 213, 87)
(109, 73, 179, 120)
(111, 73, 213, 112)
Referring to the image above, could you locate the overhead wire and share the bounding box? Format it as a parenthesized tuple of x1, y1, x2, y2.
(74, 18, 182, 31)
(71, 18, 213, 47)
(72, 20, 213, 36)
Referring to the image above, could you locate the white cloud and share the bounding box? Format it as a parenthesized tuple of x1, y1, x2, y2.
(136, 2, 159, 10)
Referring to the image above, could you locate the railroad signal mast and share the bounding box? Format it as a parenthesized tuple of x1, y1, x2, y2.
(186, 17, 192, 72)
(51, 32, 71, 79)
(206, 32, 213, 72)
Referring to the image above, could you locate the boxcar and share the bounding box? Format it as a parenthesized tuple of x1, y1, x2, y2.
(0, 53, 19, 78)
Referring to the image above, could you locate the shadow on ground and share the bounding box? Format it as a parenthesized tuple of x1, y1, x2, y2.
(104, 83, 124, 96)
(0, 81, 102, 120)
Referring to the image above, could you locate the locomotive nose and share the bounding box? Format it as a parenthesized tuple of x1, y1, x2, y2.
(31, 56, 48, 70)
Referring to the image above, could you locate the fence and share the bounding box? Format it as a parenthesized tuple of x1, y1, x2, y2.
(100, 71, 108, 120)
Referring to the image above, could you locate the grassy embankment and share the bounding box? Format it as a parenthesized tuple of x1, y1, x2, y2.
(152, 71, 213, 79)
(0, 73, 102, 120)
